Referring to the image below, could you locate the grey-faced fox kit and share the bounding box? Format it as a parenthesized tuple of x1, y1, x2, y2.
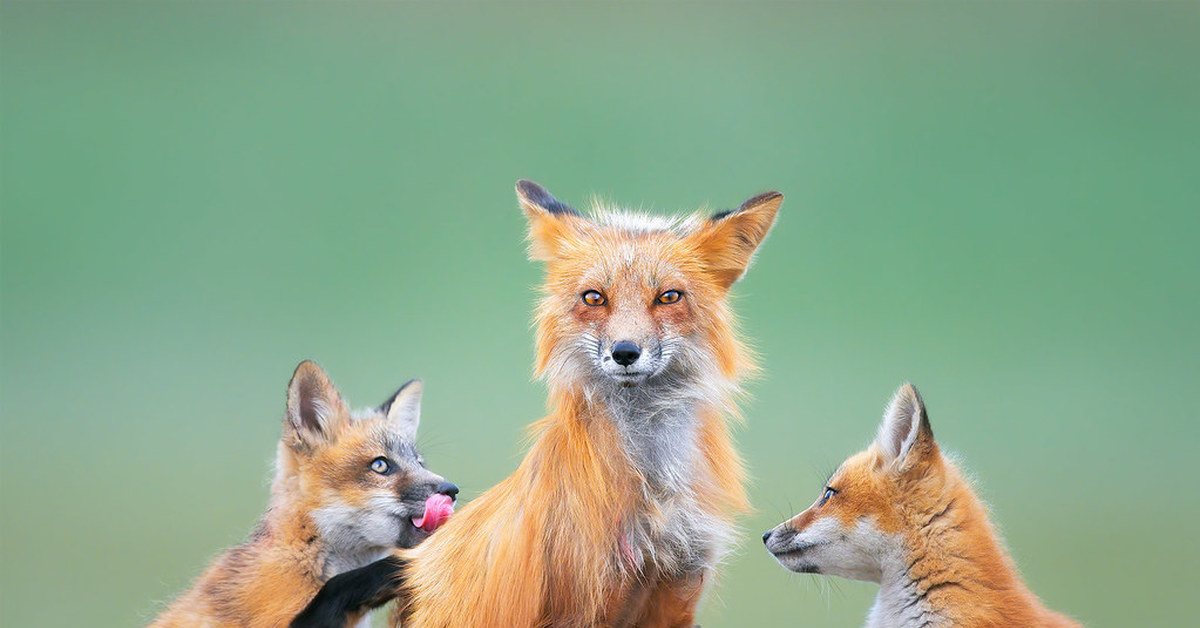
(150, 361, 457, 628)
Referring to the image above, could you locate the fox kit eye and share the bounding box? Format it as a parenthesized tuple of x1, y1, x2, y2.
(370, 457, 392, 475)
(656, 290, 682, 305)
(820, 487, 837, 505)
(582, 290, 606, 306)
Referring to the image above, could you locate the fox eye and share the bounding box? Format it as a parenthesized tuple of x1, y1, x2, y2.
(656, 290, 682, 305)
(369, 457, 392, 475)
(582, 290, 606, 306)
(820, 487, 837, 505)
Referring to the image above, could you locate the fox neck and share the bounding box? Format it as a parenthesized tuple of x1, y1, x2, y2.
(264, 466, 387, 580)
(869, 475, 1033, 628)
(540, 361, 741, 580)
(557, 359, 733, 496)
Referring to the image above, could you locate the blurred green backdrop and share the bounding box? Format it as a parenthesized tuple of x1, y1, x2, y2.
(3, 2, 1198, 626)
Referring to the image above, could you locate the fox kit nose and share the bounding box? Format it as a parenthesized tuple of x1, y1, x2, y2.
(437, 482, 460, 501)
(611, 341, 641, 366)
(762, 530, 773, 544)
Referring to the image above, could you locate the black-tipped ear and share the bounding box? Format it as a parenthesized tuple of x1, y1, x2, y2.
(686, 191, 782, 289)
(380, 379, 422, 440)
(516, 179, 580, 217)
(516, 180, 590, 262)
(711, 191, 783, 222)
(875, 383, 934, 469)
(285, 361, 349, 448)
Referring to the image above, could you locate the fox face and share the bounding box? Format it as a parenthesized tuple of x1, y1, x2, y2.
(280, 361, 458, 564)
(763, 384, 942, 582)
(516, 180, 780, 393)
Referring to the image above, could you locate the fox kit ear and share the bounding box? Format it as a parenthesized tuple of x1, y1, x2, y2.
(875, 383, 935, 469)
(516, 179, 587, 262)
(380, 379, 423, 441)
(688, 191, 781, 289)
(285, 361, 349, 448)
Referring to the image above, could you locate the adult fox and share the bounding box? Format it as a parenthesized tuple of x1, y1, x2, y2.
(151, 361, 457, 628)
(293, 181, 780, 628)
(764, 383, 1081, 627)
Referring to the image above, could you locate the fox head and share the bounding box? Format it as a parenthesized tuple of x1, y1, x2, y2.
(763, 384, 951, 582)
(276, 361, 458, 559)
(516, 180, 780, 396)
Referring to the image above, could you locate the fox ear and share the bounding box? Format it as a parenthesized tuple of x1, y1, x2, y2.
(688, 191, 781, 289)
(380, 379, 422, 440)
(875, 383, 935, 469)
(516, 179, 587, 262)
(285, 361, 349, 448)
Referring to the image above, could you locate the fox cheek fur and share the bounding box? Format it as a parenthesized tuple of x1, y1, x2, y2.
(568, 300, 691, 388)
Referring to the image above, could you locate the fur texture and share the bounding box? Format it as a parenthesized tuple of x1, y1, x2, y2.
(764, 384, 1082, 628)
(150, 362, 455, 628)
(380, 181, 780, 628)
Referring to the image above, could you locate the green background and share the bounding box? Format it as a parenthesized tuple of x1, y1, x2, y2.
(3, 2, 1197, 626)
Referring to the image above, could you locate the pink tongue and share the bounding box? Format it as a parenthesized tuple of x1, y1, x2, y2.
(412, 493, 454, 532)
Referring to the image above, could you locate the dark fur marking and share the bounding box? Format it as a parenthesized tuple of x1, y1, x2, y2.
(923, 497, 956, 528)
(740, 191, 783, 209)
(517, 179, 580, 216)
(378, 379, 419, 417)
(290, 555, 406, 628)
(712, 191, 782, 222)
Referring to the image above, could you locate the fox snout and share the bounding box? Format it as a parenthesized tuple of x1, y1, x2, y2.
(599, 337, 668, 387)
(435, 481, 459, 500)
(400, 471, 459, 506)
(609, 340, 641, 366)
(763, 525, 822, 574)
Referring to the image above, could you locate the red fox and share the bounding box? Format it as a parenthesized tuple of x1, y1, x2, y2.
(150, 361, 457, 628)
(763, 384, 1081, 628)
(294, 181, 780, 628)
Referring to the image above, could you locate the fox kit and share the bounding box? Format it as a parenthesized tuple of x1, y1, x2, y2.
(294, 181, 780, 628)
(763, 384, 1081, 628)
(150, 361, 457, 628)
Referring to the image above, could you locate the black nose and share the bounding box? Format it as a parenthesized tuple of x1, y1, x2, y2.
(437, 482, 459, 500)
(611, 341, 641, 366)
(762, 530, 772, 544)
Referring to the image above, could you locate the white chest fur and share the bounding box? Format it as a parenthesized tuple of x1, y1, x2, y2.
(866, 561, 948, 628)
(608, 395, 732, 577)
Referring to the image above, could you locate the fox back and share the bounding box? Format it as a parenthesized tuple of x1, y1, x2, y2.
(389, 182, 780, 628)
(150, 361, 456, 628)
(764, 384, 1081, 628)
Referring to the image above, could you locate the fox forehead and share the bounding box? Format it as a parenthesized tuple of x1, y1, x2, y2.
(552, 233, 701, 290)
(820, 449, 907, 533)
(320, 416, 420, 462)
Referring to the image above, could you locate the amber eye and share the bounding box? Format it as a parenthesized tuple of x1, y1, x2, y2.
(657, 290, 682, 305)
(370, 457, 392, 475)
(582, 290, 606, 306)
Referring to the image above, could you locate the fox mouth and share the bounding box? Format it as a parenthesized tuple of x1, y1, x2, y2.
(410, 493, 454, 533)
(768, 540, 823, 573)
(610, 370, 652, 387)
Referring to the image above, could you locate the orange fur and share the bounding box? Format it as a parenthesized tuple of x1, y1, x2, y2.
(152, 362, 452, 628)
(766, 384, 1081, 628)
(390, 183, 780, 627)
